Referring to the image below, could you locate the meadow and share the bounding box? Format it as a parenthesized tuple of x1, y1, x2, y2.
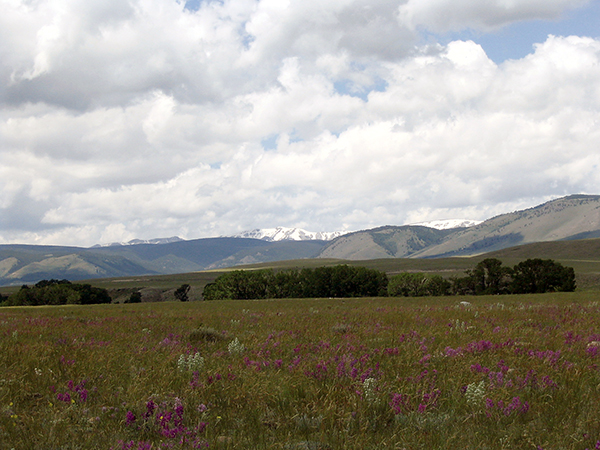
(2, 292, 600, 449)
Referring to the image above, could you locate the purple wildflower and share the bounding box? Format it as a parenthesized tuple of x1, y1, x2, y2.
(125, 411, 136, 425)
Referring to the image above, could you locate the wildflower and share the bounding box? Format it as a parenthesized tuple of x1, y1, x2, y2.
(465, 380, 486, 406)
(362, 377, 379, 405)
(228, 338, 245, 355)
(390, 393, 411, 415)
(57, 392, 71, 403)
(144, 400, 156, 418)
(178, 353, 205, 373)
(125, 410, 136, 425)
(452, 319, 467, 332)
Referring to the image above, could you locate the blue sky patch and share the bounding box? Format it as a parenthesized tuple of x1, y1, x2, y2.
(261, 134, 279, 150)
(437, 2, 600, 63)
(334, 77, 388, 101)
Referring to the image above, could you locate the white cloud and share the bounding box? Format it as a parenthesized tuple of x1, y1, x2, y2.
(0, 0, 599, 246)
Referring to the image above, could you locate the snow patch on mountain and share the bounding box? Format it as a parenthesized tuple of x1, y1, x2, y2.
(92, 236, 184, 248)
(232, 227, 348, 242)
(410, 219, 482, 230)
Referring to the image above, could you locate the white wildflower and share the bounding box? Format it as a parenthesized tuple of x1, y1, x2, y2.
(178, 352, 204, 372)
(228, 338, 245, 354)
(453, 319, 467, 332)
(363, 377, 380, 405)
(465, 380, 486, 406)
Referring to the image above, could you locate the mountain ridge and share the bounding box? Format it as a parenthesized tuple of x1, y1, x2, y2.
(1, 194, 599, 285)
(317, 194, 600, 260)
(230, 227, 348, 242)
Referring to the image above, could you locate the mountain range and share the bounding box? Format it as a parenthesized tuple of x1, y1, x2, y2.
(230, 227, 348, 242)
(1, 194, 599, 286)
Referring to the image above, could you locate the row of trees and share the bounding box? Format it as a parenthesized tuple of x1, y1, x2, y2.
(203, 265, 389, 300)
(204, 259, 576, 300)
(388, 258, 576, 297)
(1, 279, 112, 307)
(0, 258, 576, 305)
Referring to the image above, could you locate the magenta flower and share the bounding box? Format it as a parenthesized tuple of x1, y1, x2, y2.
(125, 411, 136, 425)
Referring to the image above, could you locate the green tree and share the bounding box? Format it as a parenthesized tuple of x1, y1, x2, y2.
(5, 281, 111, 306)
(511, 259, 576, 294)
(469, 258, 512, 295)
(450, 275, 476, 296)
(203, 265, 388, 300)
(388, 273, 429, 297)
(426, 275, 452, 296)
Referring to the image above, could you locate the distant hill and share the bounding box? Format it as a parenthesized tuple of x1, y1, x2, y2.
(2, 194, 600, 286)
(318, 195, 600, 260)
(484, 238, 600, 261)
(0, 238, 327, 286)
(317, 225, 456, 260)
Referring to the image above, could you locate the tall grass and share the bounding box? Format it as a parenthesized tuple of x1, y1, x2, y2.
(1, 293, 600, 449)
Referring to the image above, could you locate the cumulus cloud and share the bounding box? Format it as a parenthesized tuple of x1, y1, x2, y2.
(0, 0, 599, 246)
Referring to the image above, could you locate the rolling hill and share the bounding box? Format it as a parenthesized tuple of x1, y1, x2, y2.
(318, 194, 600, 260)
(0, 238, 327, 286)
(1, 194, 600, 286)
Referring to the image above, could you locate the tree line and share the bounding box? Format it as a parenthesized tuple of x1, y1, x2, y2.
(0, 258, 577, 305)
(388, 258, 576, 297)
(203, 265, 388, 300)
(1, 279, 112, 307)
(203, 258, 576, 300)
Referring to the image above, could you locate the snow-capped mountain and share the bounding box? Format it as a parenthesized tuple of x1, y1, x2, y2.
(232, 227, 348, 242)
(409, 219, 482, 230)
(92, 236, 184, 248)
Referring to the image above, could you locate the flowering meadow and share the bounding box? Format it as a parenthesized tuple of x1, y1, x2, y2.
(1, 292, 600, 449)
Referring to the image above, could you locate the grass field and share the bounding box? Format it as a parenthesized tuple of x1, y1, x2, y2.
(2, 292, 600, 449)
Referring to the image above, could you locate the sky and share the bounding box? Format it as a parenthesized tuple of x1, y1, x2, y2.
(1, 0, 600, 247)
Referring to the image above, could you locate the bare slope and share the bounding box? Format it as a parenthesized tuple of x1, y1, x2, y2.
(413, 194, 600, 257)
(318, 225, 454, 260)
(318, 195, 600, 260)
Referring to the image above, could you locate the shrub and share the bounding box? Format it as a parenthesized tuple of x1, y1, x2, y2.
(388, 273, 450, 297)
(174, 284, 191, 302)
(189, 326, 223, 344)
(126, 291, 142, 304)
